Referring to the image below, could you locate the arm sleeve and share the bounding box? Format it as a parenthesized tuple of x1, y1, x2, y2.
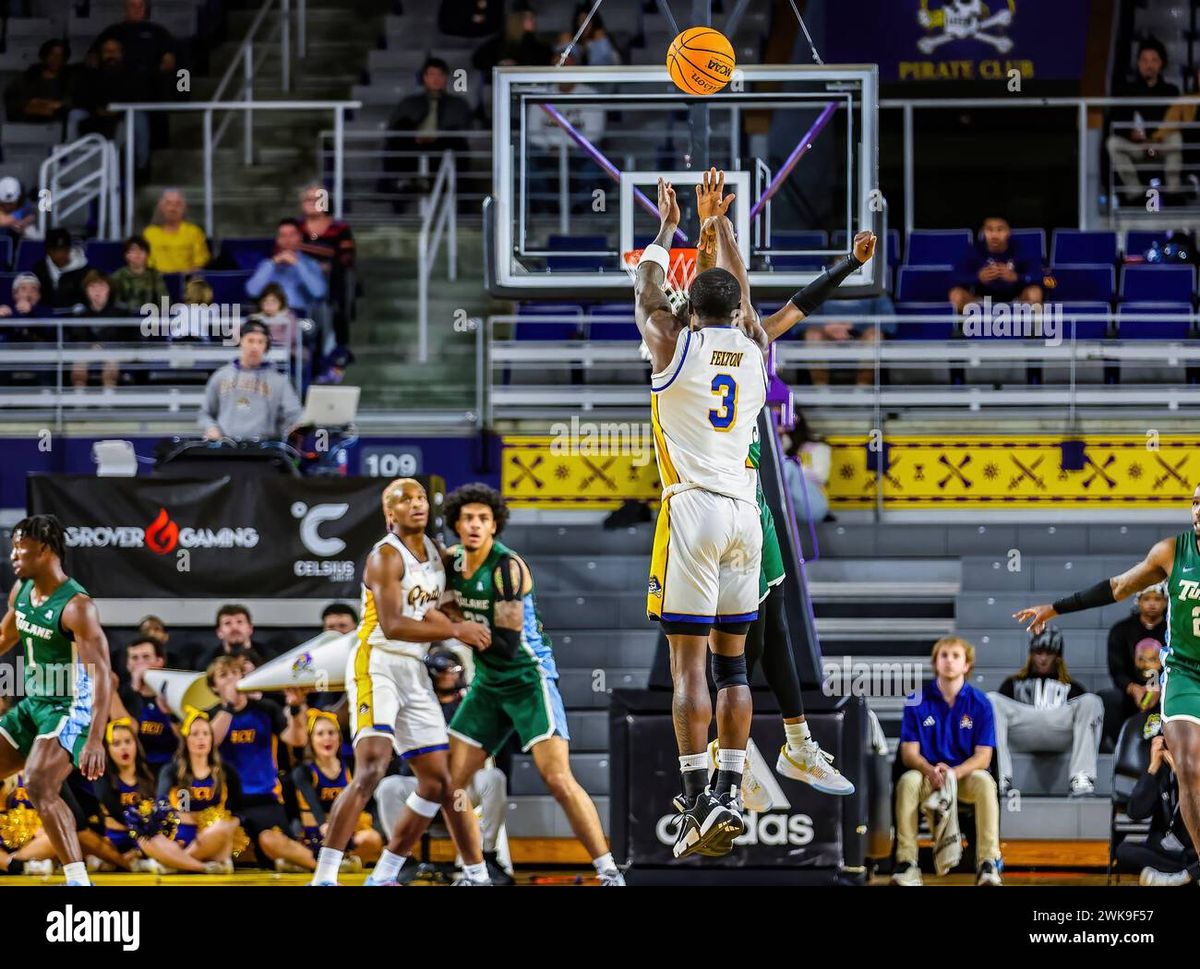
(291, 764, 326, 825)
(488, 554, 526, 661)
(245, 259, 274, 298)
(1108, 624, 1133, 693)
(1126, 770, 1159, 821)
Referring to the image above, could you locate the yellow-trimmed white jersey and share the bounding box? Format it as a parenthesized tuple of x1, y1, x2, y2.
(357, 533, 444, 659)
(650, 325, 767, 504)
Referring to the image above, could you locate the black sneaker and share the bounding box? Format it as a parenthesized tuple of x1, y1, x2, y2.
(483, 851, 515, 887)
(672, 790, 741, 859)
(695, 788, 746, 857)
(976, 860, 1002, 886)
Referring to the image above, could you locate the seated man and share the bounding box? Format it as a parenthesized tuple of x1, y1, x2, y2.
(1101, 583, 1167, 749)
(1119, 715, 1197, 885)
(948, 216, 1042, 314)
(894, 636, 1001, 887)
(801, 294, 896, 386)
(987, 626, 1104, 797)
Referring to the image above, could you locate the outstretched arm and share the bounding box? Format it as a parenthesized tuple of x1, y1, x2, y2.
(635, 178, 686, 374)
(759, 231, 878, 342)
(1013, 537, 1175, 634)
(62, 595, 112, 781)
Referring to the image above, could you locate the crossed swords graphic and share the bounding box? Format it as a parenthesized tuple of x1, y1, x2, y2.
(1153, 454, 1189, 491)
(1081, 454, 1117, 489)
(1008, 455, 1046, 491)
(938, 454, 972, 489)
(510, 454, 621, 493)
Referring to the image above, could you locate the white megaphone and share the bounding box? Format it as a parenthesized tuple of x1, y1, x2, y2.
(144, 669, 221, 719)
(236, 630, 355, 693)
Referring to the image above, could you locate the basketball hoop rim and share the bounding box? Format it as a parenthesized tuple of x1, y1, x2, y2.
(622, 246, 699, 292)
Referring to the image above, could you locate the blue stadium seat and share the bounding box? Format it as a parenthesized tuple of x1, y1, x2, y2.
(834, 228, 901, 268)
(14, 240, 43, 272)
(219, 237, 274, 272)
(767, 230, 828, 270)
(905, 229, 971, 266)
(547, 234, 609, 272)
(163, 272, 185, 303)
(896, 265, 954, 302)
(1119, 264, 1195, 304)
(85, 241, 124, 273)
(1050, 229, 1118, 266)
(514, 303, 584, 341)
(0, 272, 16, 298)
(1048, 265, 1114, 302)
(1057, 302, 1111, 340)
(203, 271, 253, 306)
(1125, 231, 1168, 258)
(1009, 228, 1046, 263)
(587, 303, 640, 341)
(893, 302, 955, 340)
(1116, 302, 1193, 339)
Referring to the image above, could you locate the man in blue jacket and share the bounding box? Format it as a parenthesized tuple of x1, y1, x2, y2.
(246, 218, 328, 316)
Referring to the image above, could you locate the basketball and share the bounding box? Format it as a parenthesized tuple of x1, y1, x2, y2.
(667, 27, 736, 96)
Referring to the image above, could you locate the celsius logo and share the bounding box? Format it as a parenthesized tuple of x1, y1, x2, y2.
(146, 507, 179, 555)
(292, 502, 348, 556)
(655, 812, 815, 848)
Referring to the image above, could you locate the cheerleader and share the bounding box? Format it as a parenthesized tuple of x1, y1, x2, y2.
(291, 710, 382, 868)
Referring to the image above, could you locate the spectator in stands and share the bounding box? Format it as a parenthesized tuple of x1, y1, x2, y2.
(473, 9, 553, 72)
(199, 605, 264, 669)
(568, 8, 622, 66)
(298, 183, 356, 347)
(33, 228, 89, 310)
(110, 235, 168, 312)
(986, 626, 1103, 797)
(439, 0, 504, 38)
(1107, 38, 1182, 202)
(0, 177, 36, 244)
(801, 294, 897, 386)
(781, 410, 832, 524)
(144, 190, 210, 274)
(948, 216, 1042, 314)
(95, 0, 176, 91)
(1157, 66, 1200, 198)
(245, 219, 327, 318)
(137, 614, 171, 653)
(117, 636, 180, 772)
(4, 39, 72, 123)
(176, 275, 215, 342)
(1101, 582, 1168, 749)
(208, 655, 316, 873)
(321, 602, 358, 636)
(247, 283, 298, 353)
(0, 274, 49, 326)
(68, 38, 149, 171)
(894, 636, 1001, 886)
(383, 57, 474, 203)
(1118, 716, 1197, 885)
(375, 646, 512, 885)
(199, 319, 303, 442)
(70, 270, 121, 390)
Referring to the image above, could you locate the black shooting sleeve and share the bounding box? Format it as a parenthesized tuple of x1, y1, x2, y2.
(790, 252, 863, 316)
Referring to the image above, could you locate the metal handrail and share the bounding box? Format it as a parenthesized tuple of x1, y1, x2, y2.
(415, 150, 457, 364)
(38, 135, 121, 240)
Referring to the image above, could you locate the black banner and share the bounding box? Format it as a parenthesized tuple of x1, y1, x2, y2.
(26, 475, 443, 598)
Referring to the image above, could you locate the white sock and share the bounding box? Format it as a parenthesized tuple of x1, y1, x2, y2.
(592, 852, 615, 874)
(313, 847, 343, 885)
(679, 752, 707, 773)
(785, 720, 812, 751)
(63, 861, 89, 886)
(371, 849, 405, 882)
(717, 747, 747, 774)
(463, 861, 490, 883)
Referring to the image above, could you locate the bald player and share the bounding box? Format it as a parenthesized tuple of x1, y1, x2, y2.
(312, 479, 493, 886)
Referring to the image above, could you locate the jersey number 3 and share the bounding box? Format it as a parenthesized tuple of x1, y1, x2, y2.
(709, 375, 737, 430)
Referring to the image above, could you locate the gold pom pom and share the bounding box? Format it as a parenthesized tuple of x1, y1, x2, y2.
(0, 806, 42, 850)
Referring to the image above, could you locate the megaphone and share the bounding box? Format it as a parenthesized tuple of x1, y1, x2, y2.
(144, 669, 221, 719)
(236, 630, 355, 693)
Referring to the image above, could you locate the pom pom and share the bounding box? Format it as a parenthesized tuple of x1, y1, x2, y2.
(123, 798, 179, 841)
(0, 806, 41, 850)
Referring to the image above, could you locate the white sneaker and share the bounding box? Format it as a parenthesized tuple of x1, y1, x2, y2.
(1140, 866, 1193, 886)
(23, 859, 54, 876)
(203, 859, 234, 875)
(708, 738, 772, 812)
(339, 854, 364, 873)
(776, 741, 855, 795)
(891, 861, 923, 886)
(274, 858, 308, 874)
(976, 860, 1003, 886)
(1069, 773, 1095, 797)
(85, 855, 103, 872)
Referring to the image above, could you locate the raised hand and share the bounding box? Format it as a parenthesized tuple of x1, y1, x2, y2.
(852, 230, 877, 264)
(657, 176, 680, 228)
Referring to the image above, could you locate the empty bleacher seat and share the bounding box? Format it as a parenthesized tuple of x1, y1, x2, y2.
(1051, 229, 1118, 266)
(219, 237, 274, 272)
(1057, 302, 1111, 340)
(202, 271, 253, 306)
(0, 237, 12, 271)
(1048, 265, 1114, 302)
(905, 229, 971, 266)
(766, 230, 828, 270)
(547, 234, 609, 272)
(1116, 302, 1193, 339)
(895, 265, 954, 302)
(513, 303, 584, 341)
(1008, 228, 1046, 263)
(85, 241, 124, 274)
(14, 240, 43, 272)
(587, 304, 639, 341)
(1124, 230, 1167, 258)
(1119, 264, 1195, 304)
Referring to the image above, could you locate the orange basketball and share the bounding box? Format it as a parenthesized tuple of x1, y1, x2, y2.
(667, 27, 735, 96)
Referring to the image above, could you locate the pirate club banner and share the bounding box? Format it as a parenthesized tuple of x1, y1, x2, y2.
(826, 435, 1200, 509)
(825, 0, 1091, 83)
(25, 475, 406, 598)
(502, 433, 662, 509)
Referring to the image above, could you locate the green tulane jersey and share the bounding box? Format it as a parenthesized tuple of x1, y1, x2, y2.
(1166, 531, 1200, 669)
(448, 540, 559, 684)
(13, 577, 89, 699)
(748, 435, 786, 596)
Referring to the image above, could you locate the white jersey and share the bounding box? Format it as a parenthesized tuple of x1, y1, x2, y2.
(358, 533, 445, 659)
(650, 325, 767, 504)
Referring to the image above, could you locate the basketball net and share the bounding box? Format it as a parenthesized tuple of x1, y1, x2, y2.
(622, 247, 698, 314)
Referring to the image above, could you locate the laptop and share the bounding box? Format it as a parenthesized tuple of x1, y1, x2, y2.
(299, 385, 360, 427)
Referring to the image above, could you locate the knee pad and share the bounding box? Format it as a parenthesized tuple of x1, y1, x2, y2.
(709, 652, 748, 690)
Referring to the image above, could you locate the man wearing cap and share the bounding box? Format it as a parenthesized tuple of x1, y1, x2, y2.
(0, 177, 35, 242)
(1101, 582, 1169, 749)
(198, 319, 303, 442)
(33, 228, 89, 309)
(987, 626, 1104, 797)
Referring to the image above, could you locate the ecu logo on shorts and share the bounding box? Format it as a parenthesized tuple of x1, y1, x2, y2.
(648, 575, 663, 598)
